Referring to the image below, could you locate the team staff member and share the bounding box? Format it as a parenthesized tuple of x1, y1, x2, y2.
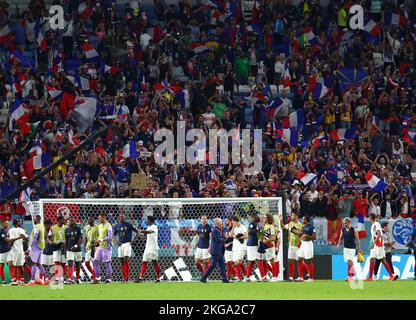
(200, 218, 229, 283)
(337, 217, 361, 281)
(295, 216, 316, 282)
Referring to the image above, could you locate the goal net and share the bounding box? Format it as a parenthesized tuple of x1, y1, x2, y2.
(32, 197, 284, 282)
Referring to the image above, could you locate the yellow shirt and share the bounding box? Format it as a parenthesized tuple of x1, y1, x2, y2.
(338, 8, 347, 27)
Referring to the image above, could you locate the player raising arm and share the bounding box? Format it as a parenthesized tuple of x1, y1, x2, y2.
(65, 219, 83, 284)
(138, 216, 160, 282)
(93, 213, 113, 284)
(337, 217, 361, 281)
(113, 213, 140, 283)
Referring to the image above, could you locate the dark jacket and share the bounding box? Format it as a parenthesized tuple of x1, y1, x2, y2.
(210, 226, 225, 256)
(380, 200, 397, 218)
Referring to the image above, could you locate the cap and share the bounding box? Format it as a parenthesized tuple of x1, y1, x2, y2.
(292, 180, 300, 186)
(138, 140, 143, 146)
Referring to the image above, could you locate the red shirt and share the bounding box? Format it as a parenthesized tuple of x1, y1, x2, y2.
(352, 198, 368, 216)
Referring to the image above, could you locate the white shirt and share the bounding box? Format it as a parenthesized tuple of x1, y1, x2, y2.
(144, 224, 159, 253)
(371, 222, 383, 247)
(232, 224, 247, 248)
(385, 201, 392, 218)
(307, 190, 319, 201)
(9, 227, 27, 253)
(274, 61, 285, 74)
(140, 33, 151, 51)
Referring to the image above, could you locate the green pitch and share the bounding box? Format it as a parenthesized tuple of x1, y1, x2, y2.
(1, 280, 416, 300)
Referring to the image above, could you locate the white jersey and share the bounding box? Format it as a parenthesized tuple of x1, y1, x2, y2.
(370, 222, 383, 247)
(232, 224, 247, 248)
(8, 227, 27, 253)
(144, 224, 159, 254)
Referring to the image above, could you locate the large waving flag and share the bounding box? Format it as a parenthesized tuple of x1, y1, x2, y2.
(72, 97, 99, 133)
(59, 92, 77, 120)
(24, 153, 52, 176)
(336, 68, 369, 93)
(0, 25, 12, 44)
(8, 100, 29, 131)
(282, 109, 304, 128)
(79, 77, 98, 91)
(276, 128, 298, 147)
(330, 128, 355, 141)
(356, 214, 366, 239)
(365, 172, 387, 193)
(15, 187, 33, 215)
(384, 12, 406, 26)
(298, 171, 317, 186)
(122, 141, 137, 159)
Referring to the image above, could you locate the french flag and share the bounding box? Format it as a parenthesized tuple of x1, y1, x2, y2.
(311, 83, 329, 100)
(298, 171, 317, 186)
(330, 128, 355, 141)
(79, 77, 98, 91)
(357, 214, 366, 239)
(312, 135, 326, 148)
(8, 100, 29, 131)
(55, 130, 65, 143)
(277, 128, 298, 147)
(15, 187, 32, 215)
(384, 12, 406, 26)
(302, 27, 319, 46)
(0, 25, 12, 44)
(78, 2, 93, 20)
(282, 110, 304, 128)
(122, 141, 137, 159)
(35, 23, 46, 51)
(282, 63, 291, 88)
(25, 153, 51, 175)
(267, 98, 283, 119)
(104, 65, 119, 75)
(364, 19, 380, 36)
(365, 172, 387, 193)
(326, 167, 338, 185)
(193, 44, 209, 56)
(80, 43, 99, 60)
(44, 85, 62, 100)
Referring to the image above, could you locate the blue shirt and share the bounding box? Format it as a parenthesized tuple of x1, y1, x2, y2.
(114, 222, 136, 243)
(342, 227, 356, 249)
(210, 226, 225, 256)
(0, 229, 11, 254)
(247, 220, 259, 246)
(43, 241, 53, 255)
(301, 223, 316, 239)
(197, 224, 211, 249)
(65, 226, 82, 252)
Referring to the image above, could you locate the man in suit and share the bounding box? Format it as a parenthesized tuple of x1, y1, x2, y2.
(380, 194, 397, 218)
(200, 218, 229, 283)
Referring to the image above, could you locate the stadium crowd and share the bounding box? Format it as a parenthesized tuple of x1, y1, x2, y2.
(0, 0, 415, 223)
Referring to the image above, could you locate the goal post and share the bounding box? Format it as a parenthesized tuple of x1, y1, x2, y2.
(32, 197, 284, 282)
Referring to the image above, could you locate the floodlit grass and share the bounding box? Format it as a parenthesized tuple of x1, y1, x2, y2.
(1, 280, 415, 300)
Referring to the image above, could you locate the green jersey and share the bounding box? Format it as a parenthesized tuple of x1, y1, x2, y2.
(84, 224, 98, 251)
(30, 223, 45, 250)
(98, 222, 112, 249)
(235, 57, 249, 77)
(50, 224, 67, 244)
(287, 221, 302, 247)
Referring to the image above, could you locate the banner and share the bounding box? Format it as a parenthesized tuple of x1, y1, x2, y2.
(388, 218, 415, 249)
(313, 218, 342, 246)
(332, 254, 415, 280)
